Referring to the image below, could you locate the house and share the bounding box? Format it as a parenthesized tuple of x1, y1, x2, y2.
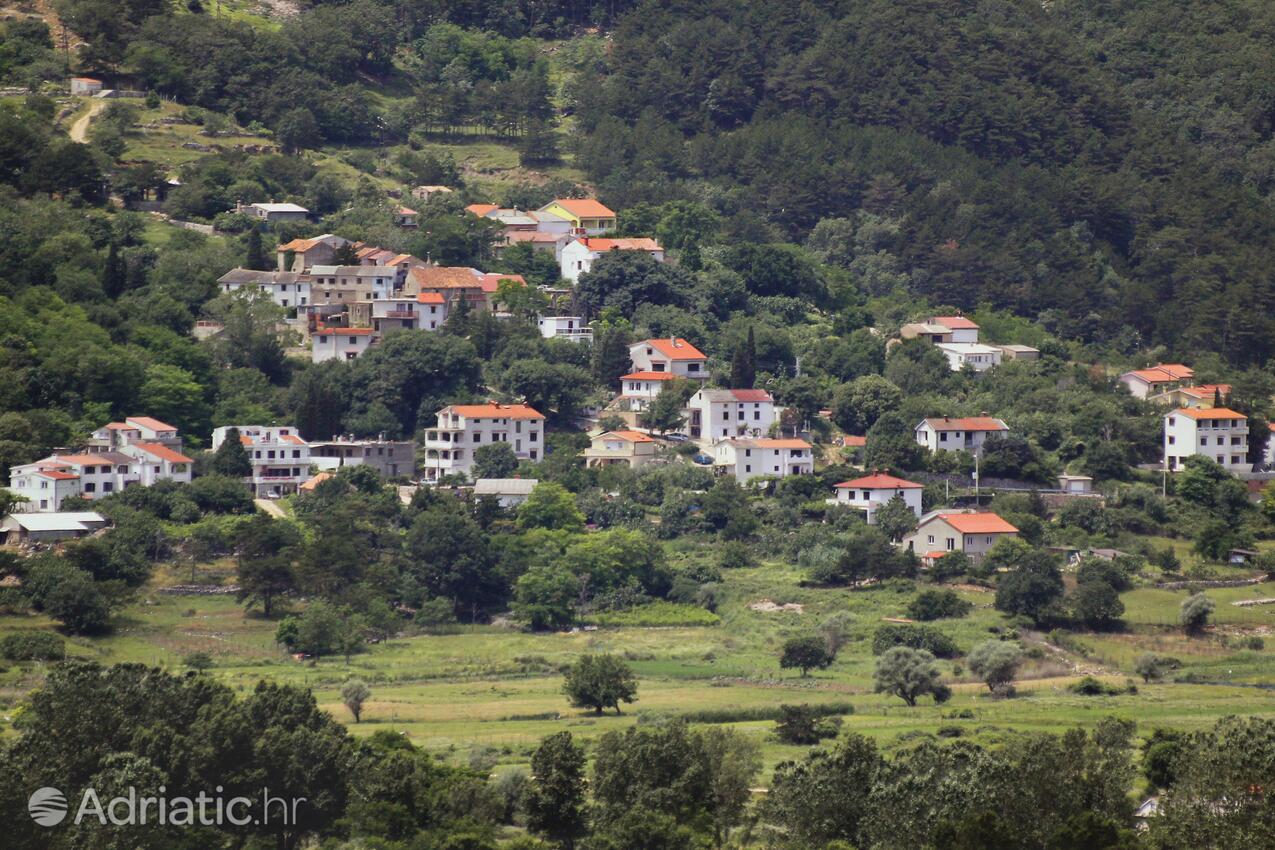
(994, 344, 1040, 361)
(900, 315, 980, 344)
(1118, 364, 1194, 400)
(394, 206, 418, 228)
(242, 202, 309, 223)
(473, 478, 539, 508)
(1148, 384, 1232, 409)
(307, 438, 415, 478)
(411, 185, 453, 200)
(915, 417, 1010, 454)
(369, 293, 448, 333)
(714, 438, 813, 484)
(1163, 407, 1249, 472)
(276, 234, 349, 272)
(685, 388, 777, 441)
(559, 237, 664, 283)
(211, 425, 311, 497)
(1, 511, 108, 545)
(629, 338, 708, 379)
(832, 473, 924, 523)
(422, 404, 545, 482)
(583, 430, 659, 468)
(70, 76, 103, 95)
(1057, 474, 1094, 493)
(8, 452, 141, 510)
(311, 326, 375, 362)
(538, 316, 592, 343)
(935, 342, 1003, 372)
(404, 267, 527, 313)
(308, 265, 398, 300)
(88, 416, 183, 451)
(298, 471, 334, 492)
(616, 371, 679, 412)
(119, 443, 194, 487)
(217, 269, 310, 311)
(499, 230, 572, 257)
(538, 198, 617, 235)
(903, 511, 1019, 563)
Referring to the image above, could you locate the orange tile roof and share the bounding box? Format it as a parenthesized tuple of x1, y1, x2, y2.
(602, 430, 655, 443)
(72, 76, 101, 83)
(315, 326, 374, 336)
(466, 204, 500, 217)
(131, 442, 192, 464)
(582, 237, 661, 252)
(277, 236, 328, 253)
(504, 231, 568, 244)
(835, 473, 923, 489)
(921, 417, 1008, 432)
(299, 471, 334, 492)
(281, 434, 307, 444)
(640, 338, 707, 361)
(936, 512, 1019, 534)
(408, 267, 483, 289)
(103, 422, 134, 431)
(740, 439, 811, 449)
(48, 454, 117, 466)
(36, 470, 80, 480)
(446, 404, 545, 420)
(1171, 407, 1247, 421)
(1178, 384, 1232, 399)
(724, 389, 771, 402)
(550, 198, 616, 219)
(480, 273, 527, 293)
(842, 435, 867, 447)
(932, 315, 979, 330)
(622, 371, 679, 381)
(1124, 364, 1194, 384)
(397, 206, 417, 216)
(126, 416, 177, 432)
(417, 292, 446, 304)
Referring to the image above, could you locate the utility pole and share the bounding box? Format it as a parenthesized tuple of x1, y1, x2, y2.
(973, 451, 980, 505)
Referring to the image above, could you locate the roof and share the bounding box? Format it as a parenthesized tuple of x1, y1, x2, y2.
(842, 435, 867, 447)
(622, 371, 679, 381)
(130, 443, 193, 464)
(44, 453, 118, 466)
(1170, 407, 1247, 421)
(396, 206, 418, 216)
(733, 438, 812, 449)
(466, 204, 500, 217)
(250, 202, 308, 213)
(835, 473, 923, 490)
(72, 76, 102, 83)
(277, 235, 339, 253)
(546, 198, 616, 219)
(35, 470, 79, 481)
(474, 478, 540, 496)
(931, 315, 979, 330)
(218, 268, 305, 286)
(1177, 384, 1232, 399)
(935, 512, 1019, 534)
(480, 273, 527, 293)
(315, 326, 374, 336)
(920, 417, 1009, 432)
(504, 231, 569, 244)
(281, 434, 307, 444)
(299, 471, 334, 492)
(637, 338, 708, 361)
(936, 342, 1001, 354)
(4, 512, 106, 532)
(414, 185, 453, 192)
(103, 422, 135, 431)
(125, 416, 178, 432)
(699, 389, 773, 403)
(417, 292, 446, 304)
(580, 237, 662, 253)
(1122, 364, 1195, 384)
(599, 430, 655, 443)
(408, 266, 484, 289)
(445, 404, 545, 421)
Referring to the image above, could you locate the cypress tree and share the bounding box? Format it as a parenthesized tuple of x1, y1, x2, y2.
(102, 243, 126, 299)
(245, 227, 268, 271)
(731, 326, 757, 388)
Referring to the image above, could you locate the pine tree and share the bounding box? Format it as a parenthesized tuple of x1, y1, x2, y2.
(245, 227, 268, 271)
(209, 427, 253, 478)
(592, 325, 631, 388)
(332, 242, 360, 266)
(730, 326, 757, 388)
(102, 242, 126, 299)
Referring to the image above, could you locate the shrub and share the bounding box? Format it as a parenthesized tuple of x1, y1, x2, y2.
(780, 635, 836, 676)
(966, 640, 1023, 691)
(774, 703, 845, 744)
(872, 623, 960, 658)
(717, 540, 757, 569)
(0, 631, 66, 661)
(587, 602, 720, 627)
(1179, 593, 1215, 634)
(906, 589, 973, 621)
(1068, 676, 1126, 696)
(182, 651, 214, 670)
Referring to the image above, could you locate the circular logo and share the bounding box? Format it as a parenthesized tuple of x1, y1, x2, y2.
(28, 787, 68, 827)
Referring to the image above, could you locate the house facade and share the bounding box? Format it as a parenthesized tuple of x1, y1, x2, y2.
(422, 404, 545, 482)
(714, 438, 813, 483)
(311, 327, 375, 362)
(583, 430, 659, 468)
(1119, 364, 1194, 400)
(276, 234, 348, 272)
(1163, 407, 1249, 472)
(915, 417, 1010, 454)
(902, 511, 1019, 563)
(685, 388, 777, 441)
(369, 293, 448, 333)
(538, 316, 593, 343)
(9, 452, 140, 510)
(217, 269, 311, 311)
(629, 338, 708, 379)
(538, 198, 617, 235)
(832, 473, 924, 523)
(935, 343, 1003, 372)
(560, 237, 664, 283)
(900, 315, 980, 344)
(307, 438, 415, 478)
(243, 202, 309, 223)
(119, 443, 194, 487)
(212, 425, 311, 497)
(616, 371, 678, 412)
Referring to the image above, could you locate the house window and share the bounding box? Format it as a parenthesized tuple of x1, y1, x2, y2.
(945, 537, 955, 550)
(927, 535, 935, 544)
(84, 483, 96, 493)
(1168, 436, 1175, 445)
(103, 483, 113, 492)
(940, 433, 948, 442)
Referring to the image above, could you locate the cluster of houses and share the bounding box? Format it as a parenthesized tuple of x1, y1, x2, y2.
(897, 315, 1039, 372)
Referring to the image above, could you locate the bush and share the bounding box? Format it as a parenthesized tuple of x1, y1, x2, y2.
(1068, 676, 1127, 696)
(1179, 593, 1215, 634)
(872, 623, 960, 658)
(775, 703, 844, 744)
(906, 589, 973, 621)
(587, 602, 721, 627)
(0, 631, 66, 661)
(717, 540, 757, 569)
(780, 635, 836, 676)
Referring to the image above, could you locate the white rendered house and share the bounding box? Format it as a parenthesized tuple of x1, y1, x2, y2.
(422, 403, 545, 482)
(211, 425, 311, 497)
(714, 438, 813, 483)
(629, 338, 708, 379)
(1163, 407, 1249, 472)
(684, 388, 777, 441)
(831, 472, 924, 523)
(915, 417, 1009, 454)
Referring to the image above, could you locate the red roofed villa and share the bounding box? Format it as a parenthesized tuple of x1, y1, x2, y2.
(832, 472, 924, 523)
(904, 511, 1020, 564)
(916, 416, 1010, 454)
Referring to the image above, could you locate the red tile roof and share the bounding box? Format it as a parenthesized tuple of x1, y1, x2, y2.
(103, 422, 135, 431)
(126, 416, 177, 432)
(131, 442, 193, 464)
(842, 435, 867, 447)
(549, 198, 616, 219)
(446, 404, 545, 420)
(739, 438, 811, 449)
(47, 454, 116, 466)
(936, 512, 1019, 534)
(622, 371, 679, 381)
(722, 389, 772, 402)
(1178, 384, 1232, 399)
(480, 273, 527, 293)
(36, 470, 80, 480)
(417, 292, 446, 304)
(639, 338, 707, 361)
(835, 473, 923, 490)
(397, 206, 417, 216)
(1171, 407, 1247, 421)
(466, 204, 499, 217)
(281, 434, 307, 444)
(932, 315, 979, 330)
(1123, 364, 1195, 384)
(602, 430, 655, 443)
(299, 471, 334, 492)
(921, 417, 1009, 432)
(315, 326, 374, 336)
(582, 237, 661, 252)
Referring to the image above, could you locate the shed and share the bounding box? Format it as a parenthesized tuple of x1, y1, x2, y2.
(473, 478, 539, 508)
(1, 511, 108, 544)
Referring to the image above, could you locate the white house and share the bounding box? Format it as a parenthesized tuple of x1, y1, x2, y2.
(307, 438, 415, 478)
(422, 403, 545, 482)
(311, 326, 375, 363)
(308, 265, 398, 301)
(119, 442, 194, 487)
(1163, 407, 1249, 472)
(89, 416, 183, 451)
(371, 293, 447, 333)
(583, 430, 659, 468)
(616, 371, 679, 412)
(538, 316, 593, 343)
(900, 315, 980, 344)
(832, 472, 924, 523)
(560, 237, 664, 283)
(70, 76, 103, 95)
(629, 338, 708, 379)
(243, 202, 309, 223)
(935, 342, 1003, 372)
(1265, 423, 1275, 469)
(8, 452, 140, 510)
(211, 425, 311, 497)
(6, 467, 85, 512)
(473, 478, 539, 508)
(915, 417, 1010, 454)
(1119, 364, 1194, 400)
(714, 438, 813, 484)
(217, 269, 311, 311)
(685, 388, 777, 441)
(902, 511, 1019, 564)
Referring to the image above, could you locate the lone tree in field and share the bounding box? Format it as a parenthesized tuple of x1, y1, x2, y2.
(526, 731, 588, 850)
(873, 647, 951, 706)
(1179, 593, 1215, 635)
(563, 654, 637, 715)
(1135, 653, 1165, 683)
(341, 678, 370, 723)
(780, 635, 836, 677)
(966, 640, 1022, 692)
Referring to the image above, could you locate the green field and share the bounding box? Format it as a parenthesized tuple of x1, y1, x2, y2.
(2, 550, 1272, 779)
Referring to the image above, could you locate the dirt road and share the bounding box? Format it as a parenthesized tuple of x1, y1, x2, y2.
(68, 99, 106, 143)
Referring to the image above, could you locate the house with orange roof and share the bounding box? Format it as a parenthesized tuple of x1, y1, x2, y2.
(217, 268, 311, 312)
(1118, 363, 1194, 400)
(70, 76, 103, 95)
(615, 371, 680, 412)
(120, 442, 194, 487)
(903, 510, 1019, 563)
(915, 416, 1010, 454)
(366, 292, 448, 335)
(1164, 407, 1249, 472)
(311, 326, 375, 363)
(685, 388, 777, 441)
(394, 206, 418, 228)
(538, 198, 617, 234)
(422, 404, 545, 482)
(404, 267, 527, 314)
(713, 438, 813, 483)
(8, 451, 140, 511)
(411, 185, 453, 200)
(629, 338, 708, 380)
(584, 430, 660, 469)
(211, 426, 311, 497)
(560, 236, 664, 282)
(900, 315, 980, 344)
(1148, 384, 1232, 410)
(276, 234, 348, 272)
(832, 472, 924, 523)
(89, 416, 183, 451)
